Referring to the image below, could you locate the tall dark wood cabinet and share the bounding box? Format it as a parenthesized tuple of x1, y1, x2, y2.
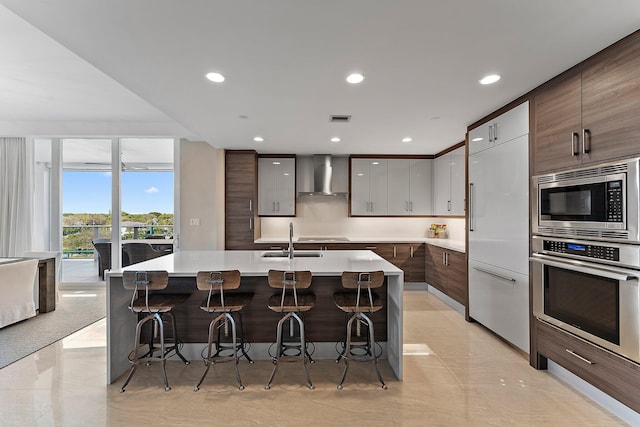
(534, 30, 640, 174)
(225, 150, 260, 250)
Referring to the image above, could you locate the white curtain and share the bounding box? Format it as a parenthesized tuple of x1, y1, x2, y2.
(0, 137, 34, 257)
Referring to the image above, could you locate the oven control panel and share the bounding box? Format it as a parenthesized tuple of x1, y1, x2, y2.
(543, 240, 620, 261)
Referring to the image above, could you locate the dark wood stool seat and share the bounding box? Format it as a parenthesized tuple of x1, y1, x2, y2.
(334, 271, 387, 390)
(267, 293, 315, 312)
(265, 270, 315, 390)
(194, 270, 253, 391)
(120, 270, 190, 393)
(131, 294, 189, 313)
(333, 292, 382, 313)
(200, 293, 253, 312)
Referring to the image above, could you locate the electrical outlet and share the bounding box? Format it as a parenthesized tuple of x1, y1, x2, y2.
(189, 218, 200, 226)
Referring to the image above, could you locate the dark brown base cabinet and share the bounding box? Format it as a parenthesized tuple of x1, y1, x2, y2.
(535, 319, 640, 413)
(424, 244, 467, 306)
(255, 242, 425, 282)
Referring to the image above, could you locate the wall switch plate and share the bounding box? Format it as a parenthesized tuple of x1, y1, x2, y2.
(189, 218, 200, 226)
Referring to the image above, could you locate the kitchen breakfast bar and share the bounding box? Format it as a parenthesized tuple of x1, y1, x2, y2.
(106, 250, 404, 384)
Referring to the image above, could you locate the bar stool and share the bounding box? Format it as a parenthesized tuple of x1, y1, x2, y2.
(120, 270, 190, 392)
(194, 270, 253, 391)
(265, 270, 315, 390)
(333, 271, 387, 390)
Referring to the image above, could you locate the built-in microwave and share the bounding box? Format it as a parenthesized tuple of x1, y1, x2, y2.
(531, 236, 640, 363)
(533, 158, 640, 243)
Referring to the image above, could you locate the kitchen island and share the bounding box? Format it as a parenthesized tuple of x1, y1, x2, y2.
(106, 250, 404, 383)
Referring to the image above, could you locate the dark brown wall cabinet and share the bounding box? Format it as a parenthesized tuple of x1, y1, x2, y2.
(534, 31, 640, 174)
(425, 244, 466, 306)
(225, 150, 260, 250)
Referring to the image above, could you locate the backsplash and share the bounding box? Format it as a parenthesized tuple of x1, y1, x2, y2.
(260, 196, 465, 241)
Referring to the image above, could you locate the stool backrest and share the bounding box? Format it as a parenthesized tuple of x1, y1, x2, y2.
(341, 271, 384, 289)
(196, 270, 241, 311)
(268, 270, 312, 289)
(122, 270, 169, 313)
(268, 270, 312, 312)
(341, 271, 384, 312)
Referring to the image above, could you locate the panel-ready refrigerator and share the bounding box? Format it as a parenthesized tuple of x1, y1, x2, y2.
(468, 133, 530, 352)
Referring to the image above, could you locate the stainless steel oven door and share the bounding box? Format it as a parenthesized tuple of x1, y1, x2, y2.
(531, 253, 640, 363)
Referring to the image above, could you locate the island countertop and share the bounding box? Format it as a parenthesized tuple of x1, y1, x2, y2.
(108, 249, 404, 277)
(106, 250, 404, 384)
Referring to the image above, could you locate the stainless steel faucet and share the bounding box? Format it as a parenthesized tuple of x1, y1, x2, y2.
(288, 222, 294, 258)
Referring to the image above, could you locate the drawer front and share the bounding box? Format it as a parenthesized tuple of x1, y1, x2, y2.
(537, 320, 640, 412)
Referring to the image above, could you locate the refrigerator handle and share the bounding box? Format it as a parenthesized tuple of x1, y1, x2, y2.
(469, 183, 475, 231)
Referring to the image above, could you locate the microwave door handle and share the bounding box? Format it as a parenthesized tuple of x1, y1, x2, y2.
(530, 254, 639, 282)
(469, 183, 475, 231)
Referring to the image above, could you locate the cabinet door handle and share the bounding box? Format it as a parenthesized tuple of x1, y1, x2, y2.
(249, 199, 252, 212)
(488, 125, 493, 142)
(249, 217, 253, 231)
(409, 201, 413, 212)
(571, 132, 580, 156)
(566, 349, 595, 365)
(447, 200, 451, 212)
(393, 246, 397, 257)
(365, 246, 377, 250)
(469, 183, 475, 231)
(582, 129, 591, 154)
(442, 252, 446, 265)
(445, 252, 449, 266)
(410, 246, 414, 257)
(494, 122, 498, 141)
(277, 201, 280, 212)
(473, 266, 516, 282)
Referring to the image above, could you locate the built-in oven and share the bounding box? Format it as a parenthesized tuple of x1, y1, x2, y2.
(532, 158, 640, 243)
(531, 235, 640, 363)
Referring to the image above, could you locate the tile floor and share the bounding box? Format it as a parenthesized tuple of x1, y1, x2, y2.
(0, 290, 628, 426)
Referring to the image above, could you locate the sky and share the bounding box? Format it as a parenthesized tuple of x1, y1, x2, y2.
(63, 171, 174, 214)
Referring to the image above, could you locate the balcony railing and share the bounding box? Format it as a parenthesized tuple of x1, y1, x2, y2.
(62, 224, 174, 259)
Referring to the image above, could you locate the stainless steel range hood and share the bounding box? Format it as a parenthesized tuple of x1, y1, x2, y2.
(297, 155, 348, 196)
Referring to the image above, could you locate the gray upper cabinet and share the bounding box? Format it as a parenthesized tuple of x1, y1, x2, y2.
(351, 158, 388, 215)
(258, 157, 296, 216)
(433, 147, 465, 216)
(469, 102, 529, 155)
(387, 158, 433, 215)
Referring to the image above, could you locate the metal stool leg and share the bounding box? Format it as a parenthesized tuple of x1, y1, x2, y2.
(120, 313, 155, 393)
(156, 314, 171, 391)
(337, 314, 356, 390)
(194, 314, 219, 391)
(165, 312, 190, 365)
(227, 313, 244, 390)
(236, 312, 254, 363)
(293, 312, 314, 389)
(265, 312, 288, 389)
(362, 313, 386, 390)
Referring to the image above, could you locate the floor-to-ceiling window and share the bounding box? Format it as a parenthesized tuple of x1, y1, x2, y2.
(33, 138, 177, 285)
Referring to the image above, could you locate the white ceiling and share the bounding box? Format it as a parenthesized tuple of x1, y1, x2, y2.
(1, 1, 639, 155)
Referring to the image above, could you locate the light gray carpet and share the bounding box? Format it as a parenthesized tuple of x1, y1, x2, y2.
(0, 289, 106, 368)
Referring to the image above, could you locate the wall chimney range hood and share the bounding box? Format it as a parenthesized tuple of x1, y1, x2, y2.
(297, 155, 348, 196)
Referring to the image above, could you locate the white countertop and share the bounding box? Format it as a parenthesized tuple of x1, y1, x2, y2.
(256, 237, 466, 253)
(107, 250, 403, 277)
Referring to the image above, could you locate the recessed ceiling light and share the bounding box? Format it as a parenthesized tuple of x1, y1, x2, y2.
(371, 161, 380, 165)
(402, 137, 413, 143)
(253, 136, 264, 142)
(330, 137, 341, 143)
(205, 72, 225, 83)
(357, 173, 364, 176)
(480, 74, 501, 85)
(346, 73, 365, 84)
(272, 161, 280, 165)
(471, 137, 484, 142)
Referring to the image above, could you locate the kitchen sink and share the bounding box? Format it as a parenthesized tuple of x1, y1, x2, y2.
(261, 251, 323, 258)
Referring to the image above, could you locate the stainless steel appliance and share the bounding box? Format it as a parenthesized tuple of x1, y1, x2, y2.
(532, 158, 640, 243)
(531, 235, 640, 363)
